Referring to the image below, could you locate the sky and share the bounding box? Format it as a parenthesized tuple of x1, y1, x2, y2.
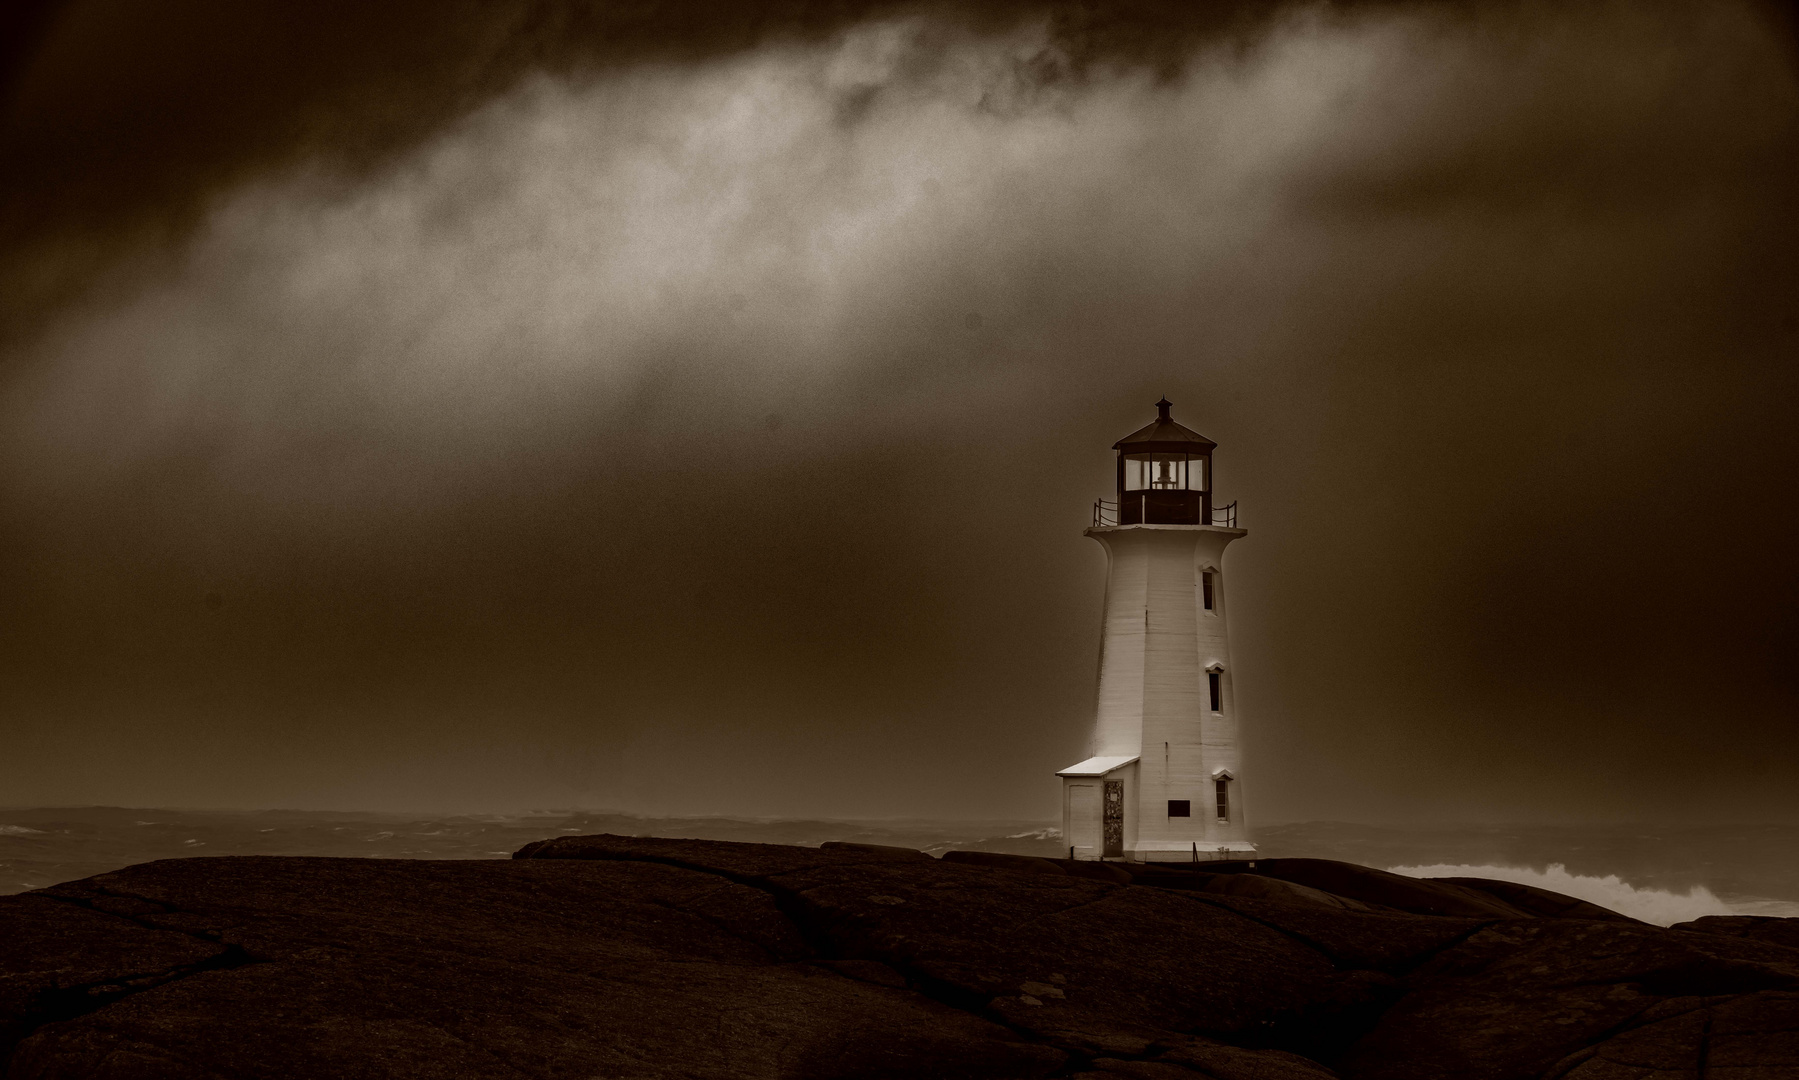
(0, 0, 1795, 822)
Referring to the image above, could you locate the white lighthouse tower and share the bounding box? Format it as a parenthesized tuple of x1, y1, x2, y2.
(1059, 399, 1255, 862)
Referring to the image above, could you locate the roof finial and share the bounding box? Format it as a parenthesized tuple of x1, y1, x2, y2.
(1155, 397, 1173, 420)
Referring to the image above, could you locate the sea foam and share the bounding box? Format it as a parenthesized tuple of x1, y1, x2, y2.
(1387, 862, 1799, 926)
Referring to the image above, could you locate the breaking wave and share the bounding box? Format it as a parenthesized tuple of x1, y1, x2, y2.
(1387, 862, 1799, 926)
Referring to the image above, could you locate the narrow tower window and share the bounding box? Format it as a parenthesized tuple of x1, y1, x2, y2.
(1201, 572, 1215, 611)
(1208, 671, 1222, 712)
(1167, 800, 1190, 817)
(1215, 778, 1230, 822)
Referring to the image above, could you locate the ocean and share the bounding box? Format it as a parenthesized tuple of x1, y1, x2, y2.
(4, 807, 1796, 926)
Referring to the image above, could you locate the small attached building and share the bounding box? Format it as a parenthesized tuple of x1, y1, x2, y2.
(1057, 755, 1138, 859)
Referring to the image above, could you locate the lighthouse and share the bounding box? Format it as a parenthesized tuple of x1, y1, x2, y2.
(1059, 398, 1255, 862)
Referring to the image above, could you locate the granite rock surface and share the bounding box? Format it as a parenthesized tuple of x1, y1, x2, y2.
(0, 836, 1792, 1079)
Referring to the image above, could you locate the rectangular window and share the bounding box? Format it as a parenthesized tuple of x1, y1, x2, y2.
(1201, 572, 1214, 611)
(1167, 800, 1190, 817)
(1208, 671, 1222, 712)
(1215, 779, 1230, 821)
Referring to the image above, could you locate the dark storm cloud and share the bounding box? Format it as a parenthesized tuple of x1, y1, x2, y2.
(0, 1, 1795, 820)
(0, 0, 1285, 337)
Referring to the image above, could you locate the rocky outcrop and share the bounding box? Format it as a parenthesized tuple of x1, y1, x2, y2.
(0, 835, 1793, 1079)
(1431, 877, 1639, 923)
(1336, 917, 1799, 1080)
(1673, 915, 1799, 951)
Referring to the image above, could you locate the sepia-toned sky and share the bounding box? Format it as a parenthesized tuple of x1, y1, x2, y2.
(1, 0, 1795, 822)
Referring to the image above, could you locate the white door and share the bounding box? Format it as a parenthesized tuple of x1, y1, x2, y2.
(1066, 783, 1100, 858)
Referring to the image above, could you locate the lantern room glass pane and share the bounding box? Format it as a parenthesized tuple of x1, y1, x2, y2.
(1123, 454, 1208, 492)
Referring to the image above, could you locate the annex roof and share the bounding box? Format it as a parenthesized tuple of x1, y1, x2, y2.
(1056, 755, 1140, 777)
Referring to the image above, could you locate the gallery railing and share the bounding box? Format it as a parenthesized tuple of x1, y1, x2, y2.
(1091, 499, 1239, 528)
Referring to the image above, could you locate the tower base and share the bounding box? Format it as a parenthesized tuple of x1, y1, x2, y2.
(1134, 842, 1258, 864)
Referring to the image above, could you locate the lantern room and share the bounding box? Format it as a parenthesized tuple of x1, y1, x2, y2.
(1113, 398, 1217, 526)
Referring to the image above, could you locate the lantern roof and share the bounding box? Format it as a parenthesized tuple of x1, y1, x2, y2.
(1112, 398, 1217, 454)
